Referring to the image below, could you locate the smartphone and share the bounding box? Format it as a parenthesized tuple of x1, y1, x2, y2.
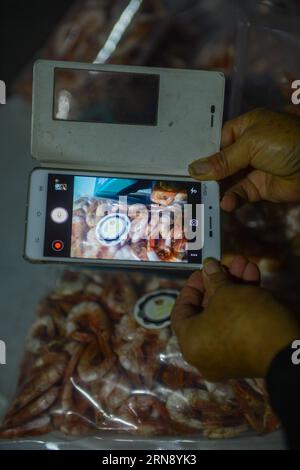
(24, 168, 220, 269)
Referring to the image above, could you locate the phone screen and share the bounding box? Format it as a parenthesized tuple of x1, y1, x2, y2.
(43, 174, 203, 265)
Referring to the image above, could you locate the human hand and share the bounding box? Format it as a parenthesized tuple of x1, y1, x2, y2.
(189, 109, 300, 211)
(171, 256, 300, 381)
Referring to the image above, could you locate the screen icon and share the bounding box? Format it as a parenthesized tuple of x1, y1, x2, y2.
(51, 207, 68, 224)
(54, 180, 68, 191)
(52, 240, 64, 252)
(189, 219, 199, 227)
(190, 187, 198, 195)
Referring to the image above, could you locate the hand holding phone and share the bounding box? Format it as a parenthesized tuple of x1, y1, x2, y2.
(25, 169, 220, 270)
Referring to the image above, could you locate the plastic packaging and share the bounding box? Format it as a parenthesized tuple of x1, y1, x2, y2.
(14, 0, 238, 109)
(14, 0, 169, 101)
(229, 0, 300, 117)
(0, 269, 280, 441)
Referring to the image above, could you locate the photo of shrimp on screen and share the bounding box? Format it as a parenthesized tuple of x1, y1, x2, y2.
(70, 176, 203, 263)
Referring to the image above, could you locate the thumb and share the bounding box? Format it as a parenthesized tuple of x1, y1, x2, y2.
(189, 138, 250, 181)
(202, 258, 231, 297)
(220, 170, 267, 212)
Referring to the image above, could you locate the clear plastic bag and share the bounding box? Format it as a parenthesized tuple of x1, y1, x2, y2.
(14, 0, 170, 101)
(0, 269, 280, 441)
(229, 0, 300, 117)
(14, 0, 238, 108)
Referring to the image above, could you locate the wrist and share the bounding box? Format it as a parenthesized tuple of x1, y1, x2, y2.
(248, 298, 300, 377)
(255, 328, 300, 378)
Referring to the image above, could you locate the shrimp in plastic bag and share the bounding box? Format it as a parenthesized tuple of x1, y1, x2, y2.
(0, 270, 280, 440)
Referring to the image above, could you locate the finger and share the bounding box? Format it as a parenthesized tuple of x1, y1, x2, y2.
(173, 279, 204, 316)
(243, 262, 261, 283)
(221, 116, 245, 148)
(171, 272, 204, 336)
(189, 138, 250, 181)
(220, 170, 266, 212)
(202, 258, 231, 297)
(189, 108, 268, 180)
(220, 193, 241, 212)
(228, 255, 248, 279)
(220, 109, 265, 148)
(226, 256, 261, 283)
(185, 270, 205, 292)
(228, 256, 260, 282)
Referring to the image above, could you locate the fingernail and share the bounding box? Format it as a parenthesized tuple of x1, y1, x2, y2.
(203, 258, 221, 275)
(189, 158, 212, 176)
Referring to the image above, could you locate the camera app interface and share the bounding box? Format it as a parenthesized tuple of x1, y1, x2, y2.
(44, 174, 203, 264)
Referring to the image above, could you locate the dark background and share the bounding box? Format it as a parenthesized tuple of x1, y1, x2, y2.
(0, 0, 75, 95)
